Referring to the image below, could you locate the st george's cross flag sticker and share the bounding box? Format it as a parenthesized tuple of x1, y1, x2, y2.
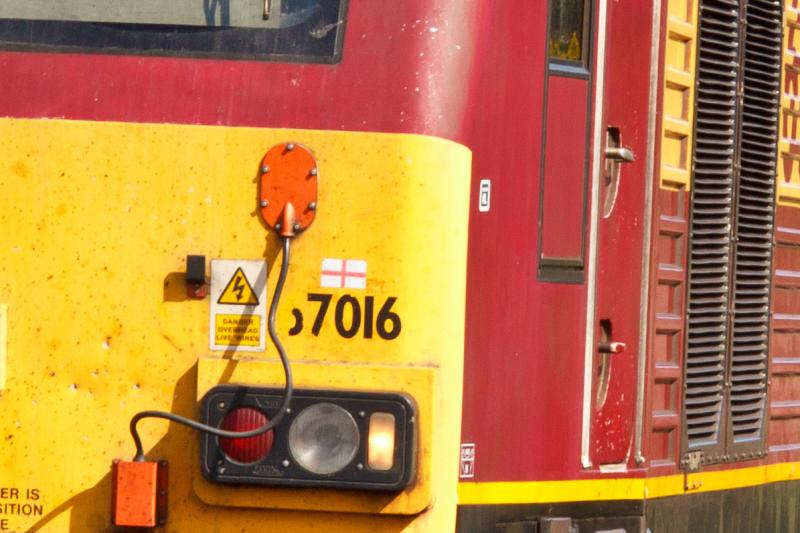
(320, 258, 367, 289)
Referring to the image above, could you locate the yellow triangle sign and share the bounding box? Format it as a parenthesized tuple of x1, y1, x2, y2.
(217, 267, 259, 305)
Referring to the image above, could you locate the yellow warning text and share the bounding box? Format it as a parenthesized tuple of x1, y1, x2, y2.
(214, 314, 261, 347)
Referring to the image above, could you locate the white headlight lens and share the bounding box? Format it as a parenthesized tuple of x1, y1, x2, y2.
(368, 412, 396, 471)
(288, 403, 360, 475)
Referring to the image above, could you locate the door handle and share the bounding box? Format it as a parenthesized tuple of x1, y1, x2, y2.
(598, 341, 626, 354)
(604, 146, 634, 163)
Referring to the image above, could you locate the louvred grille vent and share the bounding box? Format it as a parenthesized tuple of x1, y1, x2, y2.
(683, 0, 780, 461)
(728, 0, 780, 443)
(685, 0, 739, 451)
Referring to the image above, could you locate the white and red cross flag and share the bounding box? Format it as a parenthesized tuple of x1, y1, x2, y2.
(320, 258, 367, 289)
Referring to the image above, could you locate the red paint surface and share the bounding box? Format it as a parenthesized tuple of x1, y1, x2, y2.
(644, 188, 688, 476)
(768, 206, 800, 462)
(640, 2, 684, 476)
(459, 1, 589, 481)
(540, 75, 589, 261)
(588, 0, 653, 465)
(0, 4, 476, 139)
(0, 1, 657, 483)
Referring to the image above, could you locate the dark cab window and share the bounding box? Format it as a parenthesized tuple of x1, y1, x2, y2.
(548, 0, 588, 67)
(0, 0, 348, 63)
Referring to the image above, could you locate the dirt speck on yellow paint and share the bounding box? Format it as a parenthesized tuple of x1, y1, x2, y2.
(11, 160, 29, 178)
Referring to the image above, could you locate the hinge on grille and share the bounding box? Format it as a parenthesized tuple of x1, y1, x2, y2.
(684, 451, 703, 472)
(682, 451, 703, 491)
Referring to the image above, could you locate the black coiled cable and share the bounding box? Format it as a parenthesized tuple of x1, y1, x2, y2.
(130, 237, 294, 462)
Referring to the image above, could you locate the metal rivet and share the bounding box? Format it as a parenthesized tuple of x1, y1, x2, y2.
(260, 199, 269, 208)
(309, 168, 318, 176)
(217, 459, 224, 466)
(217, 466, 226, 474)
(285, 408, 291, 414)
(275, 223, 281, 230)
(293, 223, 301, 232)
(217, 401, 226, 410)
(308, 202, 317, 210)
(358, 411, 366, 418)
(356, 463, 364, 471)
(282, 459, 290, 467)
(286, 143, 295, 151)
(261, 165, 270, 173)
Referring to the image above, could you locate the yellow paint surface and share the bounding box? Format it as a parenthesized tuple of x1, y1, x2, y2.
(0, 118, 470, 532)
(659, 0, 697, 190)
(0, 304, 6, 390)
(778, 2, 800, 205)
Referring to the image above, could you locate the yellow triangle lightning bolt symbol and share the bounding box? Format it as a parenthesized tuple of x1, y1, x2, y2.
(218, 268, 259, 305)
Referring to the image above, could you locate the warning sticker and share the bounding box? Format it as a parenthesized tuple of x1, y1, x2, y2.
(217, 268, 259, 305)
(209, 260, 267, 352)
(214, 314, 261, 347)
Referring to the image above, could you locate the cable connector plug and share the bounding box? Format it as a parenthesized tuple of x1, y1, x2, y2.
(279, 202, 297, 238)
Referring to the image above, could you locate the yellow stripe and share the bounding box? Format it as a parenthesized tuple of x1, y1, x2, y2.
(458, 478, 649, 505)
(457, 462, 800, 505)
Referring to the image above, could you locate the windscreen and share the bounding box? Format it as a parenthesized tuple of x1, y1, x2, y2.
(0, 0, 347, 62)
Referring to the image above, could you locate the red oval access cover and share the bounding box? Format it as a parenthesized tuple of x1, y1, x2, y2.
(258, 142, 318, 234)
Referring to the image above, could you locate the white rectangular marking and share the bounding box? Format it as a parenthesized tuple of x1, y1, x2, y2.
(478, 179, 491, 212)
(459, 443, 475, 479)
